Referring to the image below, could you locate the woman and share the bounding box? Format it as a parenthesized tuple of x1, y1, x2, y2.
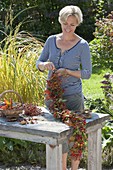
(36, 5, 92, 170)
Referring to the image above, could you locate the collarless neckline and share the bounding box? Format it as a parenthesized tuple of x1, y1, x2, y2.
(54, 35, 82, 52)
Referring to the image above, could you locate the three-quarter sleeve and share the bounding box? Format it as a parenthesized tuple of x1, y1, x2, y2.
(80, 42, 92, 79)
(36, 37, 50, 69)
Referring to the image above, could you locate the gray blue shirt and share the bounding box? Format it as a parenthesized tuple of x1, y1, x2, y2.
(36, 35, 92, 96)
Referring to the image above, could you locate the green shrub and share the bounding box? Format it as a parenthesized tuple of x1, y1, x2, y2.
(100, 73, 113, 117)
(0, 137, 46, 166)
(90, 11, 113, 69)
(102, 121, 113, 167)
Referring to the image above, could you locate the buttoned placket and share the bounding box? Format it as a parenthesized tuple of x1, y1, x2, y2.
(57, 50, 68, 68)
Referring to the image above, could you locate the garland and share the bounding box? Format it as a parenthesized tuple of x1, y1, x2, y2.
(45, 71, 87, 160)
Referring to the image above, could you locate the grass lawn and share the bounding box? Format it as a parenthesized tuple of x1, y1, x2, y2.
(82, 68, 111, 100)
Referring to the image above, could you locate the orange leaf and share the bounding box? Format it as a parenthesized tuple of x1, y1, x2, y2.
(1, 105, 8, 110)
(4, 99, 11, 106)
(44, 90, 51, 95)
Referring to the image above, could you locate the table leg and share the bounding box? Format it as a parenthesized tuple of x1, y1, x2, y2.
(88, 128, 102, 170)
(46, 144, 62, 170)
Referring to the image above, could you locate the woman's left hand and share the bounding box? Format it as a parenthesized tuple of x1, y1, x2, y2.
(56, 68, 68, 77)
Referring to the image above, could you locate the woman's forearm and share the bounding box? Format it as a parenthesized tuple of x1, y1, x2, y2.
(66, 69, 81, 78)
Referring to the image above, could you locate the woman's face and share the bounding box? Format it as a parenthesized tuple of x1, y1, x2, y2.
(61, 15, 78, 35)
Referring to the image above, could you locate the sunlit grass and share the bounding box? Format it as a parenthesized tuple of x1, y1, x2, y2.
(83, 72, 104, 100)
(83, 68, 112, 100)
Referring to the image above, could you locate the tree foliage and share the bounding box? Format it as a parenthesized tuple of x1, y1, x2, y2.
(0, 0, 113, 42)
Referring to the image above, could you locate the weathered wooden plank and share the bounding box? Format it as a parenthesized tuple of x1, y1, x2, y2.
(0, 130, 66, 145)
(0, 116, 71, 139)
(88, 127, 102, 170)
(86, 124, 102, 134)
(86, 112, 110, 127)
(96, 129, 102, 170)
(0, 112, 109, 138)
(46, 144, 62, 170)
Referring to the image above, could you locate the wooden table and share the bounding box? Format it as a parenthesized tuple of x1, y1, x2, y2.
(0, 107, 110, 170)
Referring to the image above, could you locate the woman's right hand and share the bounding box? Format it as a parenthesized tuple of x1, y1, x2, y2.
(44, 62, 55, 70)
(39, 61, 55, 71)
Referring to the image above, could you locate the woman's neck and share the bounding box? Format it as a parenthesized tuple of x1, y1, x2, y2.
(60, 33, 77, 41)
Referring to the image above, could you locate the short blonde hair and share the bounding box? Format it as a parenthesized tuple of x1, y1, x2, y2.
(58, 5, 83, 26)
